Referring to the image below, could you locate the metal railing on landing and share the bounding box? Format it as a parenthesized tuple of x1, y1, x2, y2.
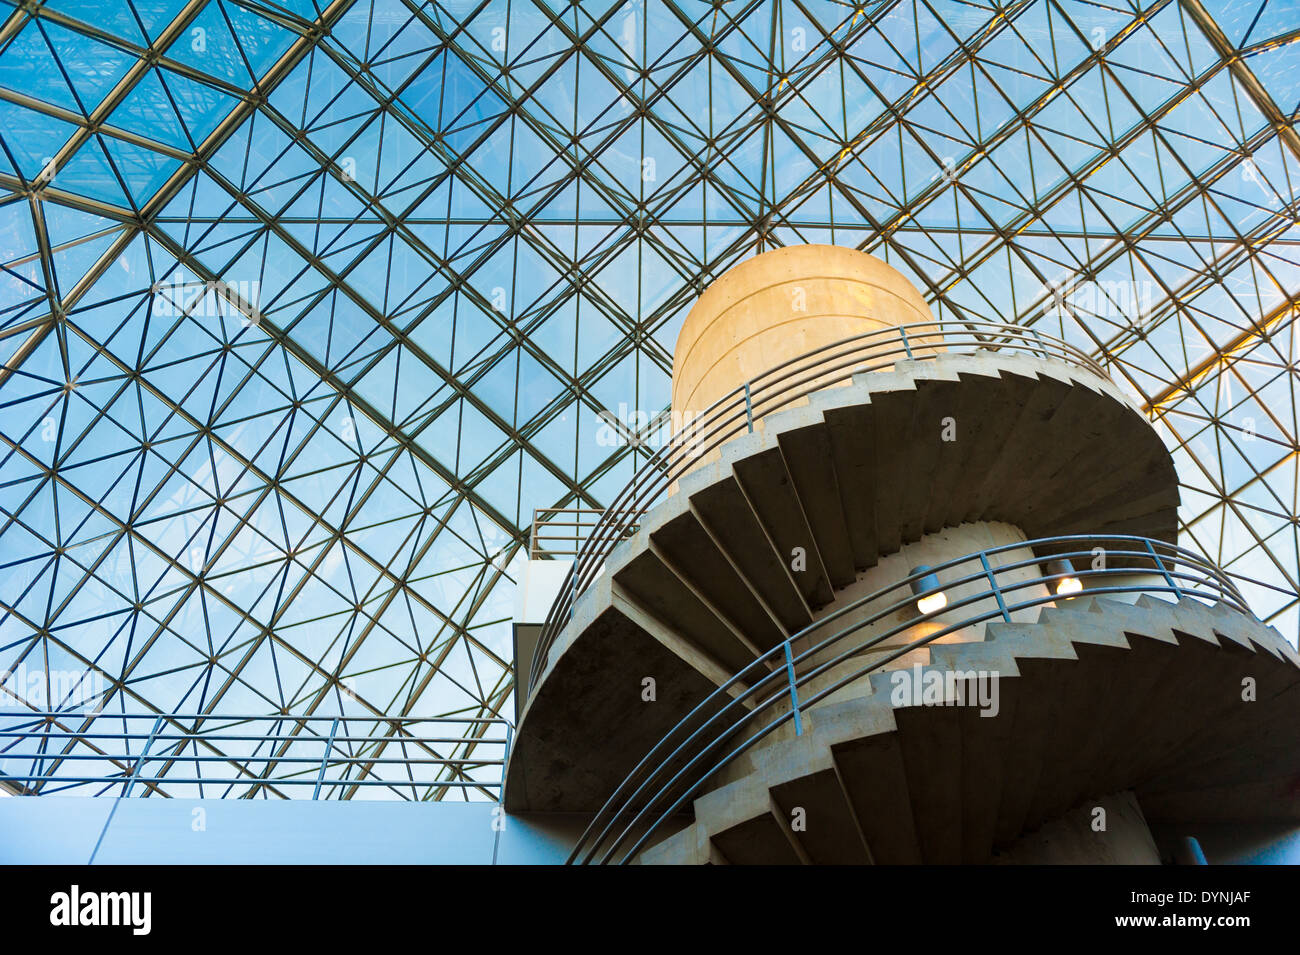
(529, 507, 640, 559)
(565, 534, 1263, 864)
(0, 712, 511, 801)
(528, 320, 1110, 691)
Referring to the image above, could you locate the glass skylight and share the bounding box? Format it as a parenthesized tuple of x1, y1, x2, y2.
(1, 0, 1296, 797)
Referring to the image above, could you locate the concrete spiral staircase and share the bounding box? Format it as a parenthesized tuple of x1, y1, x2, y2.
(506, 245, 1299, 865)
(636, 595, 1300, 865)
(506, 351, 1178, 812)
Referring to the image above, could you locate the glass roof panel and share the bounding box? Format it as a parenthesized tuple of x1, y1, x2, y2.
(1, 0, 1296, 797)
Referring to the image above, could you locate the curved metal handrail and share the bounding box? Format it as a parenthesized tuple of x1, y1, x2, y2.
(529, 320, 1113, 690)
(564, 533, 1253, 864)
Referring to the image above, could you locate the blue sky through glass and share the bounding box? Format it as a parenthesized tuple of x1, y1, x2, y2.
(0, 0, 1297, 798)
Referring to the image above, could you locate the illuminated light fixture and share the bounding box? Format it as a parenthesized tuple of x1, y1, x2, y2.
(910, 565, 947, 615)
(1047, 558, 1083, 596)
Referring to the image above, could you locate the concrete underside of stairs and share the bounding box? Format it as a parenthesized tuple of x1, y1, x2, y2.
(506, 352, 1178, 812)
(991, 790, 1161, 864)
(635, 596, 1300, 864)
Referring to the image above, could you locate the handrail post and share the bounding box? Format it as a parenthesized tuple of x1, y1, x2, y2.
(313, 716, 340, 800)
(500, 722, 514, 802)
(979, 551, 1011, 623)
(782, 642, 803, 736)
(1145, 538, 1183, 599)
(899, 326, 913, 359)
(123, 715, 164, 797)
(1030, 326, 1048, 360)
(743, 381, 754, 433)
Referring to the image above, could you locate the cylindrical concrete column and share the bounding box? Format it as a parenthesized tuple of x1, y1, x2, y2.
(671, 245, 936, 419)
(793, 521, 1050, 704)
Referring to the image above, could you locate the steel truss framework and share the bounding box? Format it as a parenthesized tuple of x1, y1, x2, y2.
(0, 0, 1296, 798)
